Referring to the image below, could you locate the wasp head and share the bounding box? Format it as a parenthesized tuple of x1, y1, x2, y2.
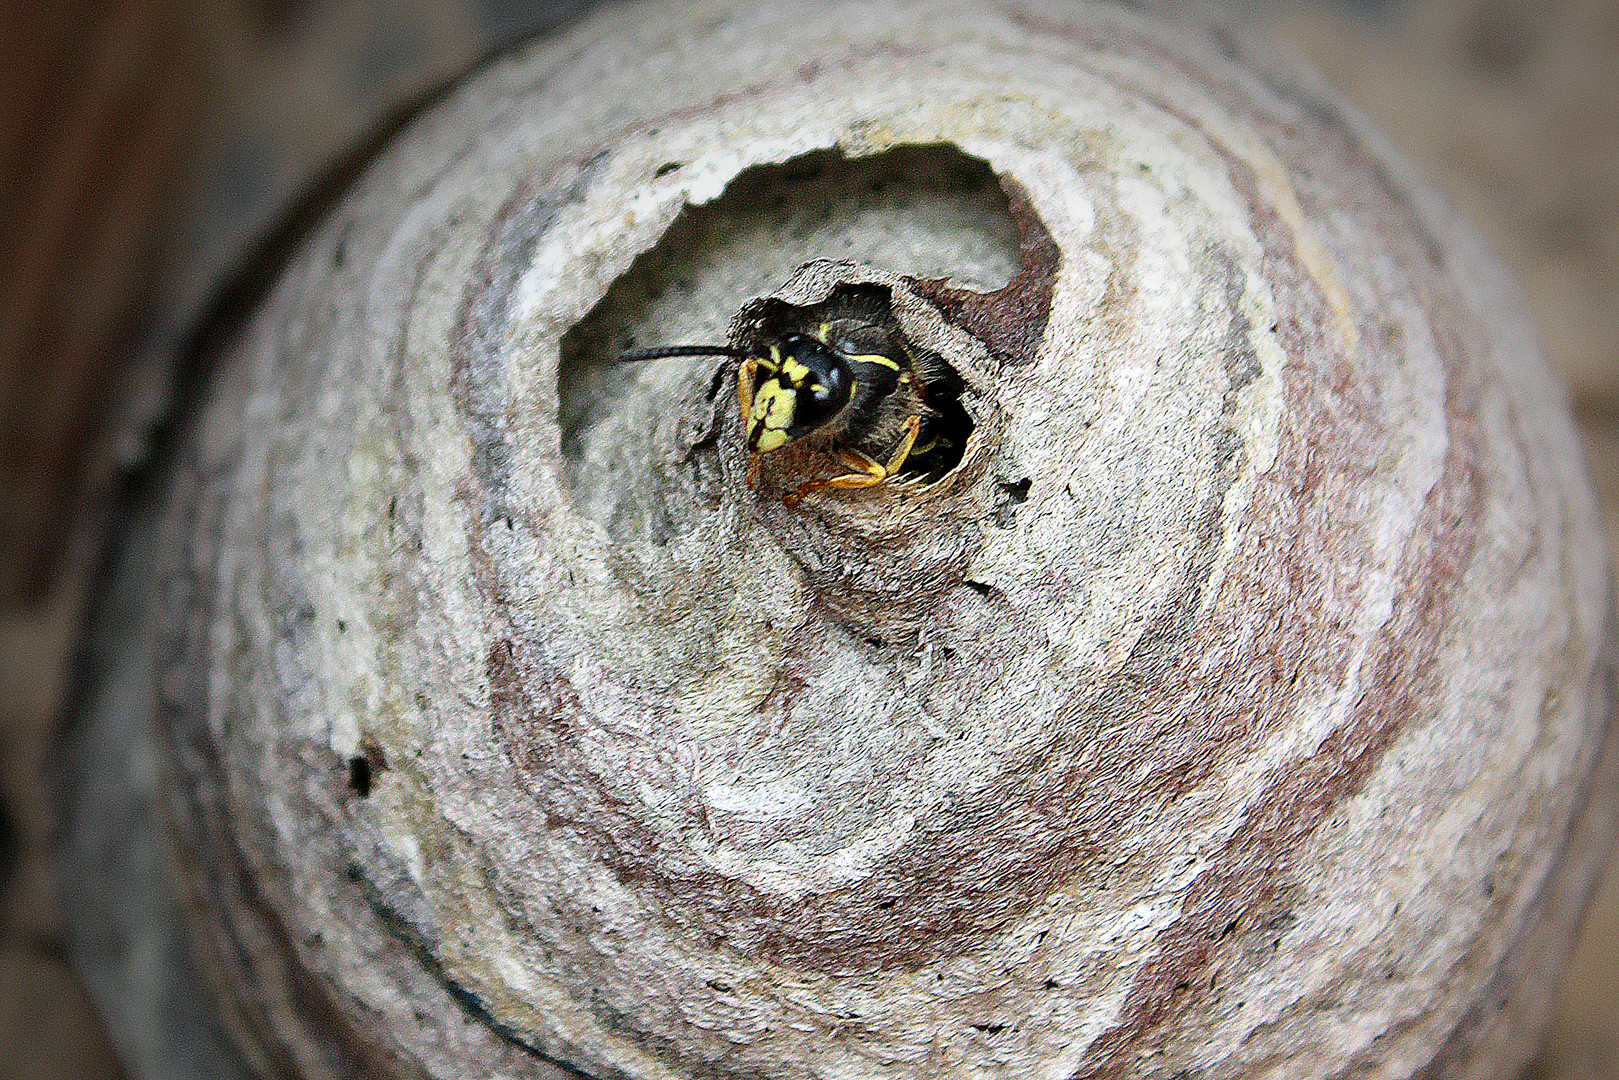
(745, 334, 855, 453)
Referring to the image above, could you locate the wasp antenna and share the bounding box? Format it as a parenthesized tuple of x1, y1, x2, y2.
(617, 344, 750, 363)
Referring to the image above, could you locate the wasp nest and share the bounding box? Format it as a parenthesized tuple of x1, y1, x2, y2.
(78, 2, 1616, 1079)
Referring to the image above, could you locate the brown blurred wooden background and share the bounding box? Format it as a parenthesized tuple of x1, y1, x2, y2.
(0, 0, 198, 602)
(0, 0, 1614, 1077)
(0, 3, 200, 1076)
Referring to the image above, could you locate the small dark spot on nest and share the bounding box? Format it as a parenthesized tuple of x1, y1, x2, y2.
(347, 738, 388, 798)
(348, 756, 373, 797)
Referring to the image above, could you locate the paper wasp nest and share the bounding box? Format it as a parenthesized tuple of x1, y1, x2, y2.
(126, 1, 1616, 1078)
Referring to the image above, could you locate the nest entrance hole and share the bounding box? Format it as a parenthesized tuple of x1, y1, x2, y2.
(558, 143, 1019, 543)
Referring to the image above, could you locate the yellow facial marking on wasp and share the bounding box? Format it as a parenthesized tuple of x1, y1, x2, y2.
(753, 427, 790, 452)
(781, 357, 811, 385)
(764, 388, 794, 425)
(817, 322, 830, 341)
(748, 381, 796, 453)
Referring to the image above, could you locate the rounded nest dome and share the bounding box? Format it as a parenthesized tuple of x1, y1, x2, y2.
(132, 3, 1616, 1079)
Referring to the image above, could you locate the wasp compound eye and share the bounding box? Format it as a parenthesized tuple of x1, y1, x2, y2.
(783, 337, 852, 438)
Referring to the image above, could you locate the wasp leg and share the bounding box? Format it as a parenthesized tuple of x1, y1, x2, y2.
(782, 417, 922, 507)
(737, 355, 757, 425)
(783, 458, 878, 507)
(826, 449, 888, 487)
(737, 356, 764, 490)
(831, 414, 920, 482)
(882, 415, 922, 474)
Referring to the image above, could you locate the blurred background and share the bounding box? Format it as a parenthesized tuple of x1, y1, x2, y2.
(0, 0, 1614, 1076)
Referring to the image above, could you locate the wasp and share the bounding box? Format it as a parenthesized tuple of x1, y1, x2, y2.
(619, 285, 967, 504)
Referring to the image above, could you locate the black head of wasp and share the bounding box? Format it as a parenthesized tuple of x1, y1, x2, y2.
(618, 284, 968, 505)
